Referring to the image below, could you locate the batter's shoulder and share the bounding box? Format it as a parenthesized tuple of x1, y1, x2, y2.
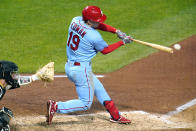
(87, 30, 103, 42)
(72, 16, 82, 22)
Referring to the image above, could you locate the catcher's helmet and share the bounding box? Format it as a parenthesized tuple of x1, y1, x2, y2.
(82, 6, 107, 23)
(0, 61, 20, 89)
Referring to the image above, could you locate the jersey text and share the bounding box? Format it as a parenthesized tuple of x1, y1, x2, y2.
(71, 22, 87, 38)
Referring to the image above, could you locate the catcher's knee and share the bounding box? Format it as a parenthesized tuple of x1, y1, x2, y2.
(0, 124, 10, 131)
(0, 107, 13, 129)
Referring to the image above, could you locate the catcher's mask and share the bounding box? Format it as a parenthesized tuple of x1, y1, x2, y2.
(0, 61, 20, 89)
(82, 6, 107, 23)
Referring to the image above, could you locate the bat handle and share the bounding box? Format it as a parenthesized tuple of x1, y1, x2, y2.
(128, 36, 134, 41)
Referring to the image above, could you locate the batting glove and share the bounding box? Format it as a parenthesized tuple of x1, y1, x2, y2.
(116, 30, 127, 40)
(123, 36, 133, 44)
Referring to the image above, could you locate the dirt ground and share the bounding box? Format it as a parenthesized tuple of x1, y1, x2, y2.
(1, 35, 196, 130)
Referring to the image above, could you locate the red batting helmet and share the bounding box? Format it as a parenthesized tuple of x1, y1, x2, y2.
(82, 6, 107, 23)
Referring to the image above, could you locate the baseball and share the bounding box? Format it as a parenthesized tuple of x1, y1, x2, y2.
(173, 44, 181, 50)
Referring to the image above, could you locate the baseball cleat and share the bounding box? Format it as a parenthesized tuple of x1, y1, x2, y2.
(46, 100, 57, 125)
(110, 115, 131, 124)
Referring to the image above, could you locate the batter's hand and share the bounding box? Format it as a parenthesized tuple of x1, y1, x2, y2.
(116, 30, 127, 40)
(123, 36, 133, 44)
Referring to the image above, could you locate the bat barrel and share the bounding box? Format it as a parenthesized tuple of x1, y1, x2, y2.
(132, 39, 173, 53)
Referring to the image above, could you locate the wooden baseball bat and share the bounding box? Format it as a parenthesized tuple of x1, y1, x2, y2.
(130, 38, 173, 53)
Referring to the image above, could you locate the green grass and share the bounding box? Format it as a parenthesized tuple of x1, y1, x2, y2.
(0, 0, 196, 73)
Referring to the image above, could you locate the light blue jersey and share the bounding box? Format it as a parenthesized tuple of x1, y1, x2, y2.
(66, 16, 108, 62)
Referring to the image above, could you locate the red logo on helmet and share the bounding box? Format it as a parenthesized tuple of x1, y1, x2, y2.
(82, 6, 107, 23)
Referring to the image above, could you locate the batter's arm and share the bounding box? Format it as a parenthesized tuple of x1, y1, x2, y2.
(96, 23, 117, 33)
(101, 41, 124, 55)
(96, 23, 127, 40)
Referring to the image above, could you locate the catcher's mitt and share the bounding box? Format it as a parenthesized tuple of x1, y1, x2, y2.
(35, 62, 54, 82)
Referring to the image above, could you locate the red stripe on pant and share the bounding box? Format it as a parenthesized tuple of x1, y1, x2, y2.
(85, 67, 91, 105)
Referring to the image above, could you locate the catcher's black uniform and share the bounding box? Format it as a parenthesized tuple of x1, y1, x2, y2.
(0, 61, 20, 131)
(0, 84, 6, 101)
(0, 84, 13, 131)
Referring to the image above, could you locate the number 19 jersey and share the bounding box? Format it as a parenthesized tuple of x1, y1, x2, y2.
(66, 16, 108, 62)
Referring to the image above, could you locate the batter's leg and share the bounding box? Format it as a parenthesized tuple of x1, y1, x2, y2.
(93, 75, 121, 121)
(93, 75, 111, 105)
(57, 65, 94, 114)
(57, 84, 94, 114)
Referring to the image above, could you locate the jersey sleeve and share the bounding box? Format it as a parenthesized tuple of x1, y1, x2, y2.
(96, 23, 117, 33)
(93, 33, 108, 52)
(101, 41, 124, 54)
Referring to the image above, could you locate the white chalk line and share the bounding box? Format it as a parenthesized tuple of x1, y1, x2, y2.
(21, 74, 105, 78)
(54, 74, 105, 78)
(167, 98, 196, 116)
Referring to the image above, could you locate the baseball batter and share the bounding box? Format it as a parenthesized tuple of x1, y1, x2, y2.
(47, 6, 132, 125)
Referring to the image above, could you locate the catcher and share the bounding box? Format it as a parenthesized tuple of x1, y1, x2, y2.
(0, 60, 54, 131)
